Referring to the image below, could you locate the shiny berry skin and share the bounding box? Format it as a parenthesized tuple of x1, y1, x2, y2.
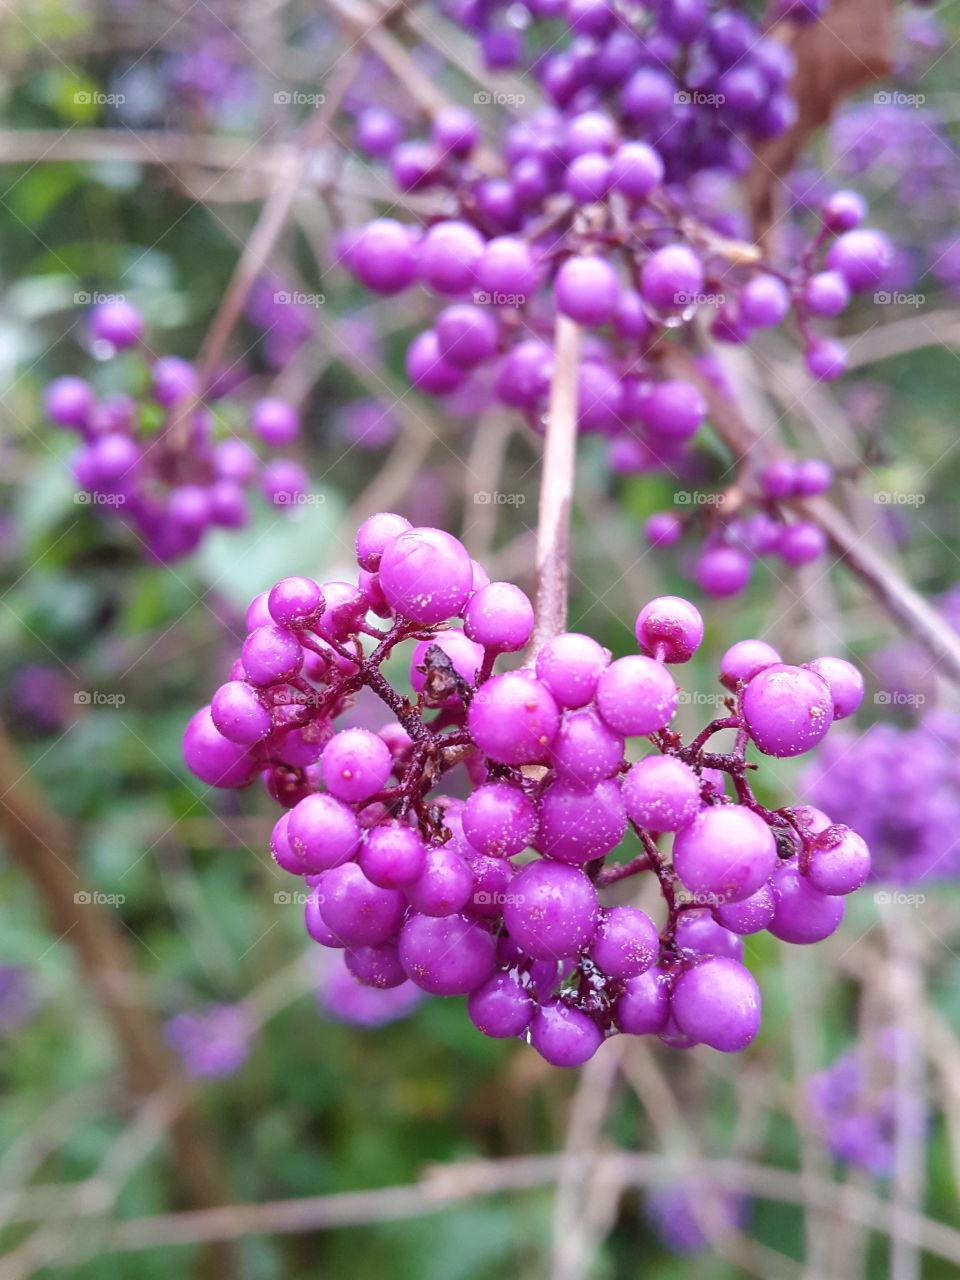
(672, 805, 778, 904)
(671, 957, 761, 1052)
(595, 655, 677, 735)
(741, 663, 834, 757)
(635, 596, 704, 663)
(623, 755, 700, 831)
(378, 527, 474, 625)
(468, 671, 560, 765)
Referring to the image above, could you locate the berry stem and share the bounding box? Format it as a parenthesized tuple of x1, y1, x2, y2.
(528, 315, 581, 662)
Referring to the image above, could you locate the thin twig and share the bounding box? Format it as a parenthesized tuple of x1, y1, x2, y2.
(0, 726, 237, 1278)
(663, 345, 960, 685)
(76, 1152, 960, 1264)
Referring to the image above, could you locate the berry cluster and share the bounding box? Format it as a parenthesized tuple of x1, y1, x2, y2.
(44, 302, 309, 562)
(184, 516, 870, 1067)
(808, 1029, 926, 1176)
(341, 0, 895, 454)
(805, 707, 960, 886)
(645, 454, 835, 597)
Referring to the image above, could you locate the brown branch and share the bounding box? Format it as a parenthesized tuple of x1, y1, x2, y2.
(662, 346, 960, 685)
(528, 315, 581, 661)
(0, 726, 237, 1279)
(65, 1152, 960, 1264)
(193, 54, 359, 393)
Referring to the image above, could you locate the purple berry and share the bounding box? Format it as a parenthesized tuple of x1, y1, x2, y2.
(468, 671, 560, 765)
(536, 777, 626, 864)
(502, 861, 599, 960)
(671, 957, 761, 1052)
(719, 639, 781, 689)
(378, 526, 474, 624)
(530, 1001, 603, 1067)
(359, 823, 426, 889)
(589, 906, 658, 979)
(635, 596, 704, 663)
(182, 707, 255, 788)
(672, 805, 778, 904)
(804, 657, 864, 720)
(695, 546, 752, 597)
(596, 655, 677, 736)
(623, 755, 700, 831)
(462, 782, 538, 857)
(463, 582, 534, 652)
(741, 663, 834, 757)
(288, 793, 361, 872)
(351, 219, 418, 294)
(267, 577, 323, 629)
(321, 728, 393, 803)
(467, 970, 534, 1038)
(398, 912, 496, 995)
(768, 861, 845, 943)
(210, 680, 272, 745)
(535, 633, 609, 708)
(251, 397, 299, 445)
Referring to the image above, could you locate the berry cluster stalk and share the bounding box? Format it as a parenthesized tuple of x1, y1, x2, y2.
(529, 316, 581, 660)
